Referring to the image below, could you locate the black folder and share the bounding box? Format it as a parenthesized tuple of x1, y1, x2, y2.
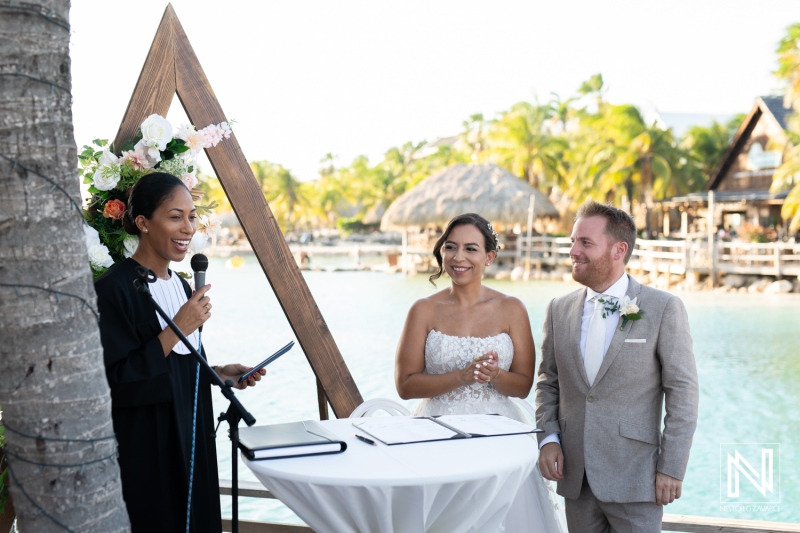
(238, 420, 347, 460)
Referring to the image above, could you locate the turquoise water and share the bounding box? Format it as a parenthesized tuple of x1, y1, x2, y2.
(197, 254, 800, 526)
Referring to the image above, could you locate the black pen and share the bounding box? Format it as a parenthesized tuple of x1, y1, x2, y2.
(355, 434, 377, 446)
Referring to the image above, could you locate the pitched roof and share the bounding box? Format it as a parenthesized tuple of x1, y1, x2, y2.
(703, 95, 790, 191)
(760, 96, 792, 130)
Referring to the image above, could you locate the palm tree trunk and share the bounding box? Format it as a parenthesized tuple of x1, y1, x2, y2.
(0, 2, 130, 531)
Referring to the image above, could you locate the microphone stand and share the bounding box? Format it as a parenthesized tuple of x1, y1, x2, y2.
(133, 267, 254, 533)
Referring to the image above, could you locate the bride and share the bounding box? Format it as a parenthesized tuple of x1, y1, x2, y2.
(395, 213, 566, 533)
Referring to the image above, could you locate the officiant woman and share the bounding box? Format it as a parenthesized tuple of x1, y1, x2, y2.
(95, 172, 266, 532)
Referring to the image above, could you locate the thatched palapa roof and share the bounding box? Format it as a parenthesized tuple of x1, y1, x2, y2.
(381, 163, 559, 230)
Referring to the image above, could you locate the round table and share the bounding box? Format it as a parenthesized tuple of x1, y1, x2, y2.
(244, 418, 539, 533)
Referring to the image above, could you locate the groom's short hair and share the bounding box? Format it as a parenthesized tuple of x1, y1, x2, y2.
(576, 200, 637, 264)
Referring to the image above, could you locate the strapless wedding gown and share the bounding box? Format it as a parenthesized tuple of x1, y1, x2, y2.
(413, 330, 567, 533)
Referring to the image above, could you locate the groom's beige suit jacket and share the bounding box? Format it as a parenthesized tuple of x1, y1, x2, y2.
(535, 275, 699, 503)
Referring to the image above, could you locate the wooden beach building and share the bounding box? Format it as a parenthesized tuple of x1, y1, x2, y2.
(661, 96, 793, 237)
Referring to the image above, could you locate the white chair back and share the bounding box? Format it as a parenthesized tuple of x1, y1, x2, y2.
(510, 397, 537, 425)
(349, 398, 411, 418)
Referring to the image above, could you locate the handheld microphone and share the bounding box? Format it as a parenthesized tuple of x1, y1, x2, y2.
(190, 253, 209, 289)
(191, 254, 209, 336)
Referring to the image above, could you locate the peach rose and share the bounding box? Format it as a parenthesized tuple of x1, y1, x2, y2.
(103, 199, 126, 220)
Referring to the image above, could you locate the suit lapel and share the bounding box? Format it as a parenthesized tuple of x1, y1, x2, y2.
(566, 287, 589, 385)
(591, 276, 642, 386)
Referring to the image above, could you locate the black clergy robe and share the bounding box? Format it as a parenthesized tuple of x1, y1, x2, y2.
(96, 258, 222, 533)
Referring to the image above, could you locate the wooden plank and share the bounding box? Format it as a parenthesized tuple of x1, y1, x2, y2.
(113, 6, 177, 149)
(221, 519, 311, 533)
(317, 376, 329, 420)
(219, 479, 276, 499)
(159, 7, 363, 417)
(663, 514, 800, 533)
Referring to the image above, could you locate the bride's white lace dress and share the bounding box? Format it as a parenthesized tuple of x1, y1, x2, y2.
(413, 330, 567, 533)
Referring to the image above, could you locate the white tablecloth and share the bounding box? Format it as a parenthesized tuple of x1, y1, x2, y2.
(244, 418, 539, 533)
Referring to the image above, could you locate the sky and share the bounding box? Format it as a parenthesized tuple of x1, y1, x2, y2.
(69, 1, 800, 182)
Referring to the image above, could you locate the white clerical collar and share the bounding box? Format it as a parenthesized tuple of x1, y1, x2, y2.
(585, 273, 629, 303)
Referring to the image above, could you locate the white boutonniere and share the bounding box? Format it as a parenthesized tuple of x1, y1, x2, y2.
(618, 296, 643, 331)
(596, 295, 644, 330)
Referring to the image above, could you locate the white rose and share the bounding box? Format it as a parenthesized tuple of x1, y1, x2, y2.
(139, 114, 173, 161)
(88, 243, 114, 269)
(620, 296, 639, 315)
(92, 164, 121, 191)
(97, 149, 119, 167)
(189, 231, 208, 253)
(122, 235, 139, 258)
(83, 224, 101, 247)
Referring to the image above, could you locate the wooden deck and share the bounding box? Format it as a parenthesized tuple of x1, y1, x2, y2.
(218, 479, 800, 532)
(402, 235, 800, 284)
(510, 235, 800, 279)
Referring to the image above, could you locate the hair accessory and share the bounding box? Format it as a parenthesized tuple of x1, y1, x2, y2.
(486, 222, 499, 246)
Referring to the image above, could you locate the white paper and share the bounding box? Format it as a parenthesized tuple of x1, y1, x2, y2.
(353, 414, 537, 445)
(353, 417, 458, 444)
(435, 414, 536, 437)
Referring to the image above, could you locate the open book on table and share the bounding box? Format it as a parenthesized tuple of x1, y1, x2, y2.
(352, 414, 542, 446)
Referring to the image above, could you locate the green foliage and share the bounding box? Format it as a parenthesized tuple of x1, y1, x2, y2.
(336, 216, 378, 236)
(253, 71, 745, 231)
(772, 23, 800, 230)
(681, 117, 742, 182)
(251, 161, 310, 233)
(775, 23, 800, 110)
(486, 100, 568, 190)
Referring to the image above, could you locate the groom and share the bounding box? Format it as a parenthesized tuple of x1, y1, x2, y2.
(535, 201, 699, 532)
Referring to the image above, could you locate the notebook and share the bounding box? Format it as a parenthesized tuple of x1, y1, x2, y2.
(238, 420, 347, 460)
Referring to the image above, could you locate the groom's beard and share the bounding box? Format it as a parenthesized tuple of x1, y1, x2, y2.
(571, 246, 616, 291)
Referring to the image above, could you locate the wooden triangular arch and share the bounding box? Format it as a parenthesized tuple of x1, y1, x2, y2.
(114, 4, 363, 418)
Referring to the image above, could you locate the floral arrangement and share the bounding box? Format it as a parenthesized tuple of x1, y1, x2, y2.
(597, 295, 643, 330)
(80, 114, 231, 278)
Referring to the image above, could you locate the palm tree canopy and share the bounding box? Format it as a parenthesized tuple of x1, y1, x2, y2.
(380, 163, 558, 230)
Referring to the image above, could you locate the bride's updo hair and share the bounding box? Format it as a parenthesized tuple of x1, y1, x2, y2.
(122, 172, 188, 236)
(429, 213, 498, 286)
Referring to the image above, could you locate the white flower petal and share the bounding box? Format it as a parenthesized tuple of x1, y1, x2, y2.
(189, 231, 208, 253)
(88, 243, 114, 269)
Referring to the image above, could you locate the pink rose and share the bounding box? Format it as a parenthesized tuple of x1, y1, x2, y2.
(120, 145, 152, 170)
(181, 172, 198, 190)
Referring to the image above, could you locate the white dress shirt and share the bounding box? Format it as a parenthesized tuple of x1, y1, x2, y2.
(150, 272, 200, 354)
(539, 273, 629, 449)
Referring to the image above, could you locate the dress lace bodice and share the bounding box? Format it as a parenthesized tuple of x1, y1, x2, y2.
(411, 330, 523, 421)
(410, 330, 568, 532)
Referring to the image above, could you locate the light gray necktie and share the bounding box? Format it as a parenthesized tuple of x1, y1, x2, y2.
(584, 296, 606, 385)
